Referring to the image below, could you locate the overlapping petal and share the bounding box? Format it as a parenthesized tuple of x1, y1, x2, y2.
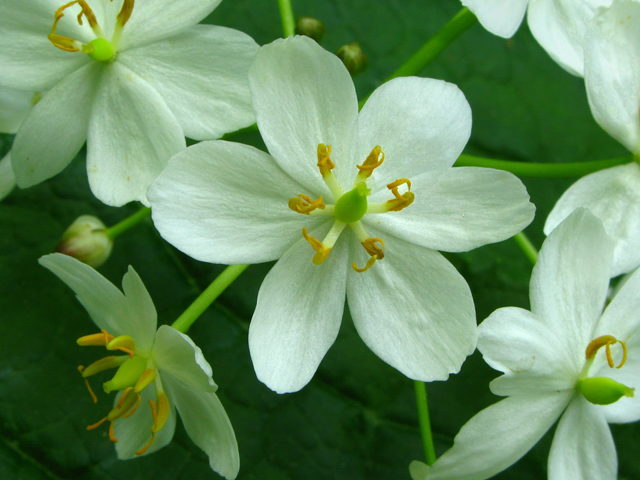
(0, 153, 16, 201)
(148, 140, 328, 264)
(347, 229, 476, 381)
(11, 62, 101, 188)
(87, 62, 185, 206)
(249, 36, 358, 197)
(0, 87, 34, 134)
(366, 167, 534, 252)
(249, 229, 349, 393)
(119, 25, 257, 140)
(463, 0, 528, 37)
(544, 163, 640, 277)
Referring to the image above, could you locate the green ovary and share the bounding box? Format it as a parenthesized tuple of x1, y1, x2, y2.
(85, 38, 115, 62)
(334, 183, 370, 223)
(103, 355, 147, 393)
(578, 376, 635, 405)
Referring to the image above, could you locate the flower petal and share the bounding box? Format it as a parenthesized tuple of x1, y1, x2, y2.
(163, 371, 239, 480)
(87, 61, 185, 206)
(11, 62, 101, 189)
(356, 77, 472, 189)
(148, 140, 329, 264)
(531, 209, 613, 373)
(0, 152, 16, 201)
(425, 392, 572, 480)
(118, 25, 257, 140)
(113, 386, 177, 459)
(366, 167, 534, 252)
(544, 163, 640, 277)
(120, 266, 157, 352)
(462, 0, 528, 38)
(38, 254, 157, 348)
(347, 228, 477, 381)
(584, 0, 640, 153)
(249, 36, 358, 197)
(249, 227, 349, 393)
(118, 0, 221, 51)
(479, 307, 580, 396)
(153, 325, 217, 393)
(0, 86, 34, 133)
(548, 395, 616, 480)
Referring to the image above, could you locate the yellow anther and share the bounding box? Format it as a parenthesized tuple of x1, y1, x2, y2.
(385, 178, 414, 212)
(317, 144, 336, 177)
(288, 194, 326, 214)
(353, 237, 385, 273)
(107, 335, 137, 359)
(48, 1, 99, 52)
(120, 388, 142, 418)
(136, 391, 170, 455)
(77, 329, 114, 347)
(134, 368, 157, 393)
(117, 0, 134, 26)
(78, 365, 98, 404)
(356, 146, 385, 178)
(302, 227, 331, 265)
(86, 387, 139, 442)
(586, 335, 628, 369)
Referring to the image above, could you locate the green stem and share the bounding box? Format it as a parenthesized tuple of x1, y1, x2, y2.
(171, 264, 250, 333)
(455, 154, 634, 178)
(414, 380, 437, 466)
(106, 207, 151, 240)
(513, 232, 538, 265)
(278, 0, 296, 37)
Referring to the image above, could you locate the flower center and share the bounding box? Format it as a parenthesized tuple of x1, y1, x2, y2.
(578, 335, 635, 405)
(48, 0, 134, 61)
(76, 329, 170, 455)
(288, 144, 414, 273)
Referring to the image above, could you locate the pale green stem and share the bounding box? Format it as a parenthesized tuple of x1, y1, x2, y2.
(106, 207, 151, 240)
(278, 0, 296, 37)
(414, 380, 437, 466)
(171, 264, 250, 333)
(513, 232, 538, 265)
(455, 154, 634, 178)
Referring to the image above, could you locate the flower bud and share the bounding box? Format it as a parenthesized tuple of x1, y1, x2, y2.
(56, 215, 113, 267)
(295, 17, 326, 43)
(336, 42, 368, 77)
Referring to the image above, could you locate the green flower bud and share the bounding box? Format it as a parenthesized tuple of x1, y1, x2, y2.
(103, 355, 147, 394)
(84, 38, 115, 62)
(56, 215, 113, 267)
(295, 17, 326, 43)
(334, 183, 370, 224)
(336, 42, 368, 77)
(578, 376, 635, 405)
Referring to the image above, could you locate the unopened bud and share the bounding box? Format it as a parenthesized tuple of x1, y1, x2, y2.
(295, 17, 326, 43)
(336, 42, 368, 77)
(56, 215, 113, 267)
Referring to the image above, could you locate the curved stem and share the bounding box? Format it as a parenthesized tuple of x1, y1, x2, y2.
(414, 380, 437, 466)
(513, 232, 537, 265)
(106, 206, 151, 240)
(171, 264, 249, 333)
(278, 0, 296, 37)
(455, 154, 634, 178)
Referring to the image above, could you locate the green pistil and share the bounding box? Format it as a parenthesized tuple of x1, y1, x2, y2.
(84, 38, 115, 62)
(578, 377, 635, 406)
(103, 355, 146, 393)
(334, 183, 370, 224)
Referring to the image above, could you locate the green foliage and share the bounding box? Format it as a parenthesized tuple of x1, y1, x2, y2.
(1, 1, 638, 479)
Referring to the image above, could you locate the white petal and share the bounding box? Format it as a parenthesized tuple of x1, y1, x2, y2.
(120, 266, 157, 352)
(113, 386, 177, 459)
(356, 78, 472, 190)
(347, 228, 477, 382)
(584, 0, 640, 153)
(426, 392, 572, 480)
(0, 152, 16, 201)
(153, 325, 217, 393)
(118, 25, 257, 140)
(118, 0, 221, 51)
(0, 87, 34, 133)
(11, 62, 101, 188)
(462, 0, 528, 38)
(366, 167, 534, 252)
(249, 228, 349, 393)
(38, 254, 157, 347)
(527, 0, 607, 77)
(249, 36, 358, 197)
(531, 209, 613, 373)
(148, 140, 328, 264)
(87, 61, 185, 206)
(544, 163, 640, 277)
(163, 372, 239, 480)
(479, 307, 580, 396)
(548, 395, 617, 480)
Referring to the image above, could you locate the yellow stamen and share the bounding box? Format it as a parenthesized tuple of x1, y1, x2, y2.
(356, 146, 385, 178)
(317, 144, 335, 177)
(120, 388, 142, 418)
(136, 432, 155, 455)
(302, 227, 330, 265)
(586, 335, 628, 369)
(288, 194, 326, 214)
(48, 1, 101, 52)
(136, 392, 170, 456)
(134, 369, 157, 393)
(80, 355, 127, 377)
(116, 0, 135, 26)
(353, 237, 385, 273)
(108, 421, 117, 443)
(77, 329, 114, 347)
(107, 335, 137, 359)
(78, 365, 98, 404)
(386, 178, 414, 212)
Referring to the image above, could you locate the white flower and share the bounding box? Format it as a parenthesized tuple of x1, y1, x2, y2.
(39, 253, 239, 479)
(461, 0, 611, 76)
(147, 36, 535, 393)
(0, 0, 258, 206)
(418, 209, 640, 480)
(545, 0, 640, 277)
